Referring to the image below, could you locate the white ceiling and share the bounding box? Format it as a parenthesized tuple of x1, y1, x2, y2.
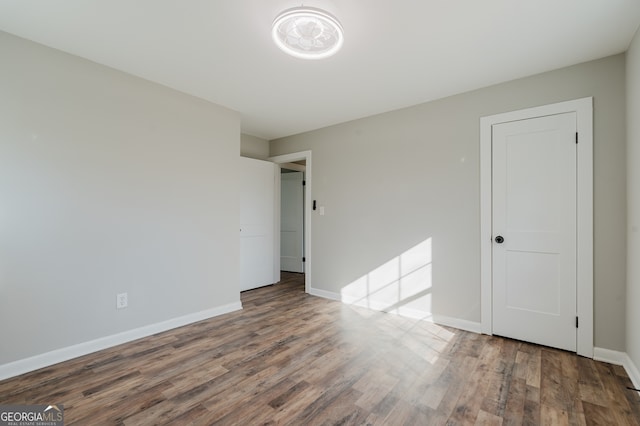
(1, 1, 639, 140)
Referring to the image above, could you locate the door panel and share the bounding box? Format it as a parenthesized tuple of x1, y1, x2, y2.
(240, 157, 277, 291)
(492, 112, 577, 351)
(506, 250, 559, 314)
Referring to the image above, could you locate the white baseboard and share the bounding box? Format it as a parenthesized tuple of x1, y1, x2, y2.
(308, 287, 341, 301)
(594, 347, 640, 394)
(432, 314, 482, 334)
(0, 301, 242, 381)
(593, 347, 627, 365)
(309, 286, 482, 333)
(624, 354, 640, 392)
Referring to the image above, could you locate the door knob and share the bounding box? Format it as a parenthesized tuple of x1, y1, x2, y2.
(495, 235, 504, 244)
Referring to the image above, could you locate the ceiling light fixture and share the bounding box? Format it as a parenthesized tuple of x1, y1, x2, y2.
(272, 6, 344, 60)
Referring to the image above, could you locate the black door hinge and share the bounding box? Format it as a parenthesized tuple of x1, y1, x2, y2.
(576, 316, 579, 328)
(302, 257, 306, 262)
(303, 180, 306, 186)
(576, 132, 578, 144)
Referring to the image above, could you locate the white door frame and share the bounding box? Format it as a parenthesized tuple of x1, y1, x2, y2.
(269, 151, 312, 293)
(480, 98, 593, 357)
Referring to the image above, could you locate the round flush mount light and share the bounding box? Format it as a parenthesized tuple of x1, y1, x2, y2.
(272, 6, 344, 60)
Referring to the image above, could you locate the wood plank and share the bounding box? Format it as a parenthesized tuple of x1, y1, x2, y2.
(523, 384, 541, 425)
(353, 368, 399, 411)
(476, 409, 504, 425)
(540, 403, 569, 426)
(582, 400, 615, 426)
(502, 377, 526, 426)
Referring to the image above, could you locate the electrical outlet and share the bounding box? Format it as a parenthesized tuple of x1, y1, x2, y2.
(116, 292, 128, 309)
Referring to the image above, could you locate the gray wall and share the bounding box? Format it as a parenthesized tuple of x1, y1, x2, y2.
(0, 32, 241, 365)
(627, 28, 640, 373)
(271, 54, 627, 351)
(241, 133, 270, 159)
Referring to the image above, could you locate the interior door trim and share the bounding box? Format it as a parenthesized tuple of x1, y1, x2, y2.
(480, 98, 593, 357)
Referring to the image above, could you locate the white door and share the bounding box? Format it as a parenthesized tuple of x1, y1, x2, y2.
(492, 112, 577, 351)
(239, 157, 277, 291)
(281, 171, 304, 273)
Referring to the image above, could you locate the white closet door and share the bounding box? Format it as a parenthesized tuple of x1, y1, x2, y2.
(492, 112, 577, 351)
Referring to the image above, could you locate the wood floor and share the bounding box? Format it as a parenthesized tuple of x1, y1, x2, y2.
(1, 272, 639, 425)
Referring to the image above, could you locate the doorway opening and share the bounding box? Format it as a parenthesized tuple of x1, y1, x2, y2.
(270, 151, 312, 293)
(280, 166, 305, 274)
